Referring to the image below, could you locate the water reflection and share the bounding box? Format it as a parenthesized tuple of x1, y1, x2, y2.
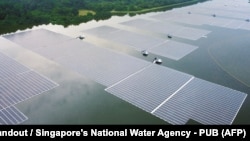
(2, 42, 163, 124)
(1, 0, 250, 124)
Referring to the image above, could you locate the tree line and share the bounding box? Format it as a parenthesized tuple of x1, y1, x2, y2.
(0, 0, 203, 34)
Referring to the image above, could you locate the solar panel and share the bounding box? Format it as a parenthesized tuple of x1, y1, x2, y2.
(84, 25, 167, 51)
(0, 96, 12, 107)
(83, 25, 121, 37)
(0, 99, 8, 108)
(111, 30, 167, 51)
(149, 41, 198, 60)
(173, 27, 211, 40)
(0, 110, 13, 124)
(106, 64, 193, 113)
(29, 39, 87, 60)
(121, 19, 182, 35)
(0, 106, 28, 125)
(0, 37, 22, 51)
(0, 52, 58, 125)
(1, 108, 19, 124)
(0, 71, 58, 109)
(151, 12, 213, 26)
(83, 25, 199, 60)
(120, 18, 211, 40)
(209, 17, 232, 27)
(8, 106, 28, 123)
(55, 42, 150, 86)
(3, 28, 247, 125)
(120, 18, 156, 27)
(0, 117, 5, 124)
(106, 63, 247, 125)
(151, 3, 249, 28)
(150, 12, 180, 21)
(153, 78, 247, 125)
(4, 29, 151, 87)
(3, 29, 71, 51)
(0, 52, 30, 79)
(224, 20, 246, 29)
(146, 22, 182, 35)
(204, 7, 249, 20)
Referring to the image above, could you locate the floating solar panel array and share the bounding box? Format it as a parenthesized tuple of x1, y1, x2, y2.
(209, 18, 250, 31)
(1, 71, 59, 106)
(110, 30, 166, 51)
(0, 53, 29, 79)
(119, 18, 155, 27)
(173, 27, 210, 41)
(106, 65, 247, 125)
(120, 19, 211, 40)
(84, 26, 198, 60)
(151, 11, 250, 30)
(105, 65, 193, 113)
(153, 78, 247, 125)
(84, 25, 167, 51)
(151, 0, 250, 31)
(0, 106, 28, 125)
(3, 29, 71, 51)
(151, 12, 213, 26)
(192, 5, 250, 20)
(149, 41, 198, 60)
(223, 20, 246, 29)
(211, 18, 235, 27)
(0, 37, 21, 52)
(4, 29, 247, 125)
(55, 41, 150, 86)
(83, 25, 120, 37)
(0, 51, 59, 124)
(4, 29, 151, 86)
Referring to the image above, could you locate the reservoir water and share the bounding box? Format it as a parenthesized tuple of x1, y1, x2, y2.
(1, 0, 249, 124)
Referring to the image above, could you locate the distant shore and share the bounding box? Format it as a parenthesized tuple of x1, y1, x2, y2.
(111, 0, 205, 15)
(0, 0, 207, 35)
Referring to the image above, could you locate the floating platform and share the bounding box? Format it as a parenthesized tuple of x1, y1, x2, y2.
(0, 51, 58, 124)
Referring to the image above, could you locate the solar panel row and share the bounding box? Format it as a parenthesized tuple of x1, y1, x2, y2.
(120, 19, 211, 40)
(154, 78, 247, 125)
(3, 29, 247, 125)
(0, 50, 59, 124)
(151, 4, 250, 31)
(0, 106, 28, 125)
(151, 12, 212, 26)
(106, 66, 247, 125)
(54, 40, 151, 86)
(3, 29, 71, 51)
(0, 52, 30, 79)
(58, 54, 149, 86)
(189, 5, 249, 20)
(84, 26, 199, 60)
(0, 71, 59, 110)
(149, 41, 198, 60)
(105, 65, 193, 113)
(84, 26, 167, 51)
(4, 29, 151, 87)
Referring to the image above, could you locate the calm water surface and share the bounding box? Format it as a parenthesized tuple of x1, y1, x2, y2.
(1, 1, 249, 124)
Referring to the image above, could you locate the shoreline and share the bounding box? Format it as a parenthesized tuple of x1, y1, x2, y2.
(111, 0, 206, 15)
(0, 0, 207, 35)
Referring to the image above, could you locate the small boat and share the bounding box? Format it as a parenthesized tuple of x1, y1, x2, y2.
(141, 50, 149, 56)
(167, 34, 172, 39)
(77, 35, 85, 40)
(153, 57, 162, 64)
